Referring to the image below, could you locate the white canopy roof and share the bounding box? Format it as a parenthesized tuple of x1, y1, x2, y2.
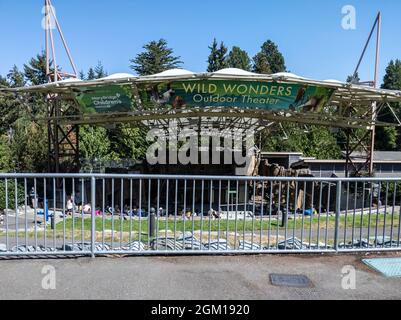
(212, 68, 258, 76)
(100, 73, 136, 80)
(142, 68, 195, 78)
(2, 68, 401, 106)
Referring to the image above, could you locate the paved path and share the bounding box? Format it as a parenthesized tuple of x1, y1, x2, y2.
(0, 253, 400, 300)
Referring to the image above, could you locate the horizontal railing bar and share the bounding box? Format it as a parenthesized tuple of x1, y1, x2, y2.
(0, 173, 399, 182)
(1, 247, 400, 257)
(0, 252, 91, 257)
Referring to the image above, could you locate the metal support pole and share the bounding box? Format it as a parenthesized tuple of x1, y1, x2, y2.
(345, 129, 350, 178)
(369, 12, 381, 176)
(44, 0, 50, 79)
(334, 181, 342, 252)
(91, 177, 96, 258)
(149, 207, 156, 238)
(50, 214, 55, 230)
(374, 12, 381, 89)
(281, 198, 287, 228)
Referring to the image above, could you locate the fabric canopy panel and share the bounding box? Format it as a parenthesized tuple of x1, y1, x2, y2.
(2, 68, 401, 128)
(74, 79, 334, 114)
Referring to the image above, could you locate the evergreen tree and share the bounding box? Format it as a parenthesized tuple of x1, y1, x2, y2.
(10, 114, 48, 172)
(0, 79, 15, 172)
(382, 60, 401, 90)
(7, 65, 25, 87)
(130, 39, 182, 76)
(216, 41, 228, 70)
(346, 72, 360, 84)
(0, 80, 20, 134)
(207, 38, 228, 72)
(227, 46, 251, 71)
(375, 59, 401, 150)
(207, 39, 219, 72)
(79, 70, 85, 80)
(87, 67, 96, 80)
(0, 75, 7, 87)
(94, 61, 107, 79)
(253, 40, 286, 74)
(23, 51, 49, 85)
(0, 52, 52, 172)
(253, 52, 272, 74)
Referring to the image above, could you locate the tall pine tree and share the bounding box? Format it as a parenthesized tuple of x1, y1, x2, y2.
(253, 40, 286, 74)
(94, 61, 107, 78)
(130, 39, 182, 76)
(23, 51, 49, 85)
(253, 53, 272, 74)
(382, 60, 401, 90)
(87, 67, 96, 80)
(207, 39, 228, 72)
(375, 59, 401, 150)
(227, 46, 251, 71)
(7, 65, 25, 88)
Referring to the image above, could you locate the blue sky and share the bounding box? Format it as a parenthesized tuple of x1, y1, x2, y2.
(0, 0, 400, 84)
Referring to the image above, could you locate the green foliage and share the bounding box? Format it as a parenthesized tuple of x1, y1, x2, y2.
(86, 67, 96, 80)
(253, 40, 286, 74)
(253, 52, 272, 74)
(385, 182, 401, 201)
(7, 65, 25, 87)
(78, 70, 85, 80)
(79, 123, 149, 165)
(0, 179, 25, 211)
(0, 135, 12, 172)
(262, 124, 342, 159)
(375, 59, 401, 151)
(0, 75, 7, 87)
(346, 72, 360, 84)
(108, 124, 148, 160)
(94, 61, 107, 78)
(207, 38, 228, 72)
(23, 51, 48, 85)
(382, 60, 401, 90)
(375, 126, 398, 151)
(0, 53, 49, 172)
(10, 115, 48, 172)
(0, 84, 21, 135)
(83, 62, 107, 81)
(79, 125, 112, 161)
(227, 46, 251, 71)
(130, 39, 182, 76)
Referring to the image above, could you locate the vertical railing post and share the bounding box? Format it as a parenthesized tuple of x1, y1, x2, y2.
(149, 208, 156, 238)
(91, 176, 96, 258)
(334, 181, 342, 252)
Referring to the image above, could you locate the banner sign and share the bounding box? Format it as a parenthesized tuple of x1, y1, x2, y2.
(143, 80, 334, 112)
(75, 80, 334, 114)
(74, 85, 135, 113)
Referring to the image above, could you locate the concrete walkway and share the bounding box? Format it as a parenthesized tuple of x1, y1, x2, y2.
(0, 253, 400, 300)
